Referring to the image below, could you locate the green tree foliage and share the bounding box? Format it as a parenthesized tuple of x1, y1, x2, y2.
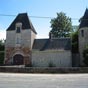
(0, 44, 4, 51)
(0, 52, 4, 65)
(0, 39, 5, 65)
(0, 40, 5, 51)
(83, 46, 88, 66)
(50, 12, 72, 38)
(72, 30, 78, 53)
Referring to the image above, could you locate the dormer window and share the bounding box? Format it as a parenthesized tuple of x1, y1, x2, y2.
(16, 27, 20, 33)
(16, 22, 22, 33)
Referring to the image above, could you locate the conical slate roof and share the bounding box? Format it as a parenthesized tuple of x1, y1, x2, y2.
(79, 8, 88, 28)
(7, 13, 37, 34)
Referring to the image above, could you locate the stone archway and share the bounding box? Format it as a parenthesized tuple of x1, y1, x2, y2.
(13, 54, 24, 65)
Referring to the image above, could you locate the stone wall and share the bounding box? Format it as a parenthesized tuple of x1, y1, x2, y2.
(21, 29, 31, 48)
(0, 66, 88, 73)
(6, 31, 16, 47)
(5, 47, 31, 65)
(78, 27, 88, 65)
(5, 29, 36, 65)
(32, 50, 72, 67)
(72, 53, 80, 67)
(6, 29, 36, 49)
(21, 29, 36, 49)
(31, 31, 36, 48)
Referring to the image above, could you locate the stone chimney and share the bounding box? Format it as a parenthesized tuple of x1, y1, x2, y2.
(49, 31, 54, 39)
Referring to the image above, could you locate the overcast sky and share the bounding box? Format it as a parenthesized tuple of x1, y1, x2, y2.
(0, 0, 88, 39)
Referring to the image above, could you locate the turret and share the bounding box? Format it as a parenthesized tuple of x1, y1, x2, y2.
(79, 8, 88, 66)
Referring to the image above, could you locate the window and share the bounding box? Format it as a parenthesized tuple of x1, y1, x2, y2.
(16, 27, 20, 33)
(16, 37, 21, 44)
(81, 30, 84, 37)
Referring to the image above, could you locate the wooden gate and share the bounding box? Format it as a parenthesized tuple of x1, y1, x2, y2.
(13, 54, 24, 65)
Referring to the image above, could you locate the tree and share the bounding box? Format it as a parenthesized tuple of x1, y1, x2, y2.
(0, 52, 4, 65)
(0, 40, 5, 51)
(72, 30, 78, 53)
(50, 12, 72, 38)
(0, 39, 5, 65)
(83, 46, 88, 66)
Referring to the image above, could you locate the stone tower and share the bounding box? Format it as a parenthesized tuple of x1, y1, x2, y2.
(79, 8, 88, 66)
(4, 13, 37, 65)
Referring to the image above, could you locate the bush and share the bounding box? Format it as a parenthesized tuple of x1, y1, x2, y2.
(0, 52, 4, 65)
(83, 46, 88, 66)
(0, 45, 4, 51)
(72, 31, 78, 53)
(48, 62, 56, 67)
(25, 63, 32, 67)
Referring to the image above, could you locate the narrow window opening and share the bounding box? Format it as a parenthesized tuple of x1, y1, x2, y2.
(16, 37, 20, 44)
(16, 27, 20, 33)
(81, 30, 84, 37)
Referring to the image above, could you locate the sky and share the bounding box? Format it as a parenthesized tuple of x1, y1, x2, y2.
(0, 0, 88, 39)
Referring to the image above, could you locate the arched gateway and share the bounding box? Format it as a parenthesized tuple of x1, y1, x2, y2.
(13, 54, 24, 65)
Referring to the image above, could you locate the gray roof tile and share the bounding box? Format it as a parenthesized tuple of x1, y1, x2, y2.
(32, 38, 71, 51)
(79, 8, 88, 29)
(7, 13, 37, 34)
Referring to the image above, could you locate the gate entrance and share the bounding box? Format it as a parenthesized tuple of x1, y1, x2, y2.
(13, 54, 24, 65)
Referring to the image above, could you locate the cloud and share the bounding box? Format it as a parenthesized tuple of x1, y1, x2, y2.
(0, 30, 6, 40)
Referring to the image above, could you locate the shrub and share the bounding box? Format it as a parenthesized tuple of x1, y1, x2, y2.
(48, 61, 55, 67)
(0, 52, 4, 65)
(72, 31, 78, 53)
(83, 46, 88, 66)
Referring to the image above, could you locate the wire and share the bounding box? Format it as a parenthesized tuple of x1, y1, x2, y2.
(0, 14, 53, 19)
(0, 14, 16, 17)
(0, 13, 84, 21)
(29, 16, 53, 19)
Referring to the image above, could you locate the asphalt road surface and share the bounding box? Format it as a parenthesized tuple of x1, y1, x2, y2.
(0, 73, 88, 88)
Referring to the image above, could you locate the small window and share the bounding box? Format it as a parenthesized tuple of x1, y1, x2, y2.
(16, 37, 21, 44)
(81, 30, 84, 37)
(16, 27, 20, 33)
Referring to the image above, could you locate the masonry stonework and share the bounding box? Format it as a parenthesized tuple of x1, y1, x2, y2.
(5, 13, 36, 65)
(5, 13, 72, 67)
(32, 50, 72, 67)
(79, 27, 88, 65)
(5, 47, 31, 65)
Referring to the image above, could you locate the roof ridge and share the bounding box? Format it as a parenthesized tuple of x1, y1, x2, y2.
(18, 13, 27, 15)
(26, 14, 37, 34)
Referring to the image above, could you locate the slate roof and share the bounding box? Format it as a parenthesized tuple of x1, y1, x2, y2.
(7, 13, 37, 34)
(32, 38, 71, 51)
(79, 8, 88, 29)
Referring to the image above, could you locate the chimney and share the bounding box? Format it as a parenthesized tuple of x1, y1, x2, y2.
(49, 32, 53, 39)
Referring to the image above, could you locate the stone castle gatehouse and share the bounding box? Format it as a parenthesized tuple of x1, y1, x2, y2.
(5, 13, 72, 67)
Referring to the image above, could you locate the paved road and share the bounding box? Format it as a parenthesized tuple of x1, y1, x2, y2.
(0, 73, 88, 88)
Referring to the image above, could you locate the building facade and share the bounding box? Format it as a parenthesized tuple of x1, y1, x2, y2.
(5, 13, 37, 65)
(4, 13, 72, 67)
